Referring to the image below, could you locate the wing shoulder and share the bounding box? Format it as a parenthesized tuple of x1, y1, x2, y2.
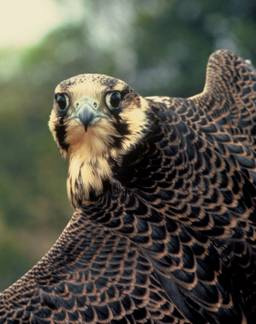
(191, 49, 256, 132)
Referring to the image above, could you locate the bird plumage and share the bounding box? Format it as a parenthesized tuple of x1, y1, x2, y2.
(1, 49, 256, 323)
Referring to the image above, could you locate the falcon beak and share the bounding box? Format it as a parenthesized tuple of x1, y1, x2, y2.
(75, 97, 101, 131)
(78, 107, 97, 131)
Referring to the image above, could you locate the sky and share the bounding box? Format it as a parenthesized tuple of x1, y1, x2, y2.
(0, 0, 82, 48)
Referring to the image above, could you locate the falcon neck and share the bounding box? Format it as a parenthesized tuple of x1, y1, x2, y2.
(67, 116, 154, 208)
(112, 122, 164, 190)
(67, 138, 151, 208)
(67, 149, 113, 208)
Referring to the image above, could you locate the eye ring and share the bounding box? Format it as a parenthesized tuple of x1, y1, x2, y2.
(55, 93, 70, 112)
(105, 91, 122, 113)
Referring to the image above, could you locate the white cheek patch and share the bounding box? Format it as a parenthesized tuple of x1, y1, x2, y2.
(119, 100, 148, 152)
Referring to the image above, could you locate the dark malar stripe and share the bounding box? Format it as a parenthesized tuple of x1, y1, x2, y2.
(114, 119, 130, 136)
(111, 118, 130, 149)
(55, 122, 69, 151)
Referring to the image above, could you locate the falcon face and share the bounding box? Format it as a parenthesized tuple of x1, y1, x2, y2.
(49, 74, 148, 156)
(49, 74, 149, 205)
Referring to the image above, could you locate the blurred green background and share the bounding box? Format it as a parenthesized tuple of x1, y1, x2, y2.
(0, 0, 255, 290)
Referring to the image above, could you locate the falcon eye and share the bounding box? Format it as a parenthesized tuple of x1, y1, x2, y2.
(55, 93, 69, 112)
(105, 91, 122, 113)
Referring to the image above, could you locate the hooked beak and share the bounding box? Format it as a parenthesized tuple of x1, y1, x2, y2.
(78, 107, 97, 131)
(75, 97, 101, 131)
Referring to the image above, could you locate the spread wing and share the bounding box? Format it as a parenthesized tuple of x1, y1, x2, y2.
(0, 210, 187, 323)
(185, 50, 256, 321)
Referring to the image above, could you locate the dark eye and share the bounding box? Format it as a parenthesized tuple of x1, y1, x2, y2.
(55, 93, 69, 111)
(105, 91, 122, 112)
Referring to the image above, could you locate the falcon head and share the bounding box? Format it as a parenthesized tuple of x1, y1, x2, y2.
(49, 74, 149, 159)
(49, 74, 149, 205)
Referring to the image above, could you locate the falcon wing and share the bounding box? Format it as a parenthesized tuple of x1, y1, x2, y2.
(188, 50, 256, 320)
(0, 210, 187, 323)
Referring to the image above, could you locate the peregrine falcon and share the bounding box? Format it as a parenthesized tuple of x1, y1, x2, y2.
(1, 49, 256, 323)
